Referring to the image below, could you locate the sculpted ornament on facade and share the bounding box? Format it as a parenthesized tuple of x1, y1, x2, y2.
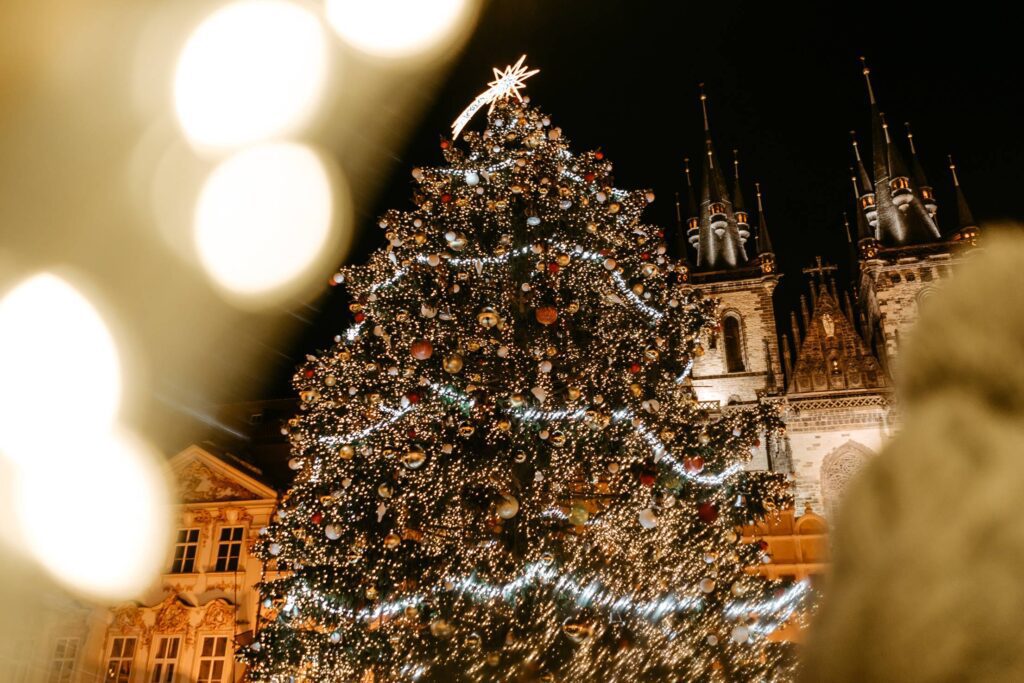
(199, 599, 236, 631)
(178, 460, 256, 503)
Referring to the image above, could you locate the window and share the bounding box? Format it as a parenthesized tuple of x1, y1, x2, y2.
(104, 637, 136, 683)
(821, 442, 872, 519)
(170, 528, 200, 573)
(151, 637, 180, 683)
(722, 315, 745, 373)
(197, 636, 230, 683)
(49, 637, 79, 683)
(214, 527, 244, 572)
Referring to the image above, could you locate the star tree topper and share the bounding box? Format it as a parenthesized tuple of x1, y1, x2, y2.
(450, 55, 540, 140)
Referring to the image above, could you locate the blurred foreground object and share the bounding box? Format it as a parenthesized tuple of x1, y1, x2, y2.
(801, 230, 1024, 682)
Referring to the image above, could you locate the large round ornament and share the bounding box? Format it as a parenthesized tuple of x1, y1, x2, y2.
(477, 307, 500, 328)
(683, 456, 704, 474)
(325, 524, 342, 540)
(697, 502, 719, 523)
(411, 339, 433, 360)
(699, 578, 716, 593)
(338, 444, 355, 460)
(268, 542, 282, 556)
(443, 354, 464, 373)
(430, 619, 454, 639)
(496, 494, 520, 519)
(567, 506, 589, 526)
(562, 617, 593, 644)
(638, 508, 658, 529)
(402, 447, 426, 470)
(535, 306, 558, 325)
(731, 625, 750, 643)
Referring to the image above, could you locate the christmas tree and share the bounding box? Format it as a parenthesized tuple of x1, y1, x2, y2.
(242, 58, 804, 682)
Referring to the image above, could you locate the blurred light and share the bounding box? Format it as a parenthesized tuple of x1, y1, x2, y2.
(194, 142, 336, 299)
(0, 274, 121, 460)
(13, 428, 171, 600)
(326, 0, 476, 59)
(174, 0, 329, 150)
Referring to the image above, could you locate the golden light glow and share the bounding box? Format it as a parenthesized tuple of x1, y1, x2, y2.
(325, 0, 476, 59)
(173, 0, 329, 150)
(0, 274, 121, 461)
(12, 428, 171, 600)
(194, 142, 337, 300)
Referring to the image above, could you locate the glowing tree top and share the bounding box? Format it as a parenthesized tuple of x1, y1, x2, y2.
(242, 57, 801, 682)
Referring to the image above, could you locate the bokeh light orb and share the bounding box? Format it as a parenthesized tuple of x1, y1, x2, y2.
(0, 274, 121, 460)
(326, 0, 475, 59)
(14, 428, 171, 600)
(194, 142, 335, 299)
(174, 0, 329, 150)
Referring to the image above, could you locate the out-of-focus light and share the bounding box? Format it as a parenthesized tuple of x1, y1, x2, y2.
(0, 274, 121, 460)
(13, 428, 171, 600)
(326, 0, 476, 59)
(194, 142, 336, 299)
(174, 0, 329, 150)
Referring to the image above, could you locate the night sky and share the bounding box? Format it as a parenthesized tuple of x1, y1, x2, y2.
(256, 2, 1023, 400)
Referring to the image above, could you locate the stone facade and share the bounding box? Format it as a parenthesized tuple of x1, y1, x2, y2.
(691, 273, 782, 406)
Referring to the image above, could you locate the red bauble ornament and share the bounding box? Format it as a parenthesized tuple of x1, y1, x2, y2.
(753, 438, 761, 447)
(758, 540, 770, 552)
(407, 392, 421, 405)
(639, 470, 657, 487)
(354, 312, 366, 323)
(595, 151, 604, 160)
(640, 252, 650, 261)
(535, 306, 558, 326)
(584, 172, 596, 182)
(311, 512, 323, 524)
(683, 456, 704, 474)
(407, 429, 417, 439)
(441, 193, 452, 203)
(303, 368, 315, 378)
(697, 502, 719, 523)
(628, 362, 642, 374)
(410, 339, 433, 360)
(440, 139, 450, 149)
(547, 262, 560, 274)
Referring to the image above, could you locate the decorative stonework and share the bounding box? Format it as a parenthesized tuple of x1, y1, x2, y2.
(110, 605, 145, 633)
(820, 440, 874, 518)
(177, 460, 257, 503)
(199, 599, 236, 632)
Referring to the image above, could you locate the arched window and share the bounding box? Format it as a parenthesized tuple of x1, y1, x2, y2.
(723, 315, 745, 372)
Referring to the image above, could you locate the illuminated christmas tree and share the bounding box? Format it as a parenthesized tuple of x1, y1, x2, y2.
(242, 58, 804, 682)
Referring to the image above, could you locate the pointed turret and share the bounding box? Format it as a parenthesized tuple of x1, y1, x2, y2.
(754, 182, 775, 275)
(905, 122, 938, 217)
(851, 168, 880, 259)
(733, 150, 751, 245)
(881, 113, 914, 209)
(851, 131, 878, 230)
(683, 158, 700, 253)
(949, 155, 980, 246)
(673, 191, 692, 282)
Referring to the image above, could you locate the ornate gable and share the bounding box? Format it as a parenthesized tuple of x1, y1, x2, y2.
(170, 446, 276, 504)
(788, 283, 888, 395)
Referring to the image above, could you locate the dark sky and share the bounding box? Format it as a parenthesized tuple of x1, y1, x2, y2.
(255, 1, 1023, 400)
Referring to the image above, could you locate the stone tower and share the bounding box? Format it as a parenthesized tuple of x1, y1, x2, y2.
(678, 87, 783, 413)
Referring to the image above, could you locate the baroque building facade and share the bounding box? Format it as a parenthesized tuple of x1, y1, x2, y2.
(2, 445, 279, 683)
(682, 62, 980, 581)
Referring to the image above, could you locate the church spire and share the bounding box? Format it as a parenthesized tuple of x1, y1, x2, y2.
(859, 57, 941, 246)
(905, 122, 938, 218)
(683, 157, 700, 255)
(694, 84, 747, 270)
(851, 168, 879, 259)
(851, 131, 879, 231)
(673, 191, 692, 281)
(949, 155, 979, 245)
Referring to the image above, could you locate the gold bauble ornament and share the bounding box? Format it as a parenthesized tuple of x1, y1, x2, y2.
(443, 354, 464, 373)
(384, 533, 401, 549)
(562, 617, 594, 644)
(466, 632, 482, 649)
(430, 619, 454, 639)
(401, 447, 426, 470)
(496, 494, 520, 519)
(339, 445, 355, 460)
(477, 307, 500, 328)
(365, 586, 378, 600)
